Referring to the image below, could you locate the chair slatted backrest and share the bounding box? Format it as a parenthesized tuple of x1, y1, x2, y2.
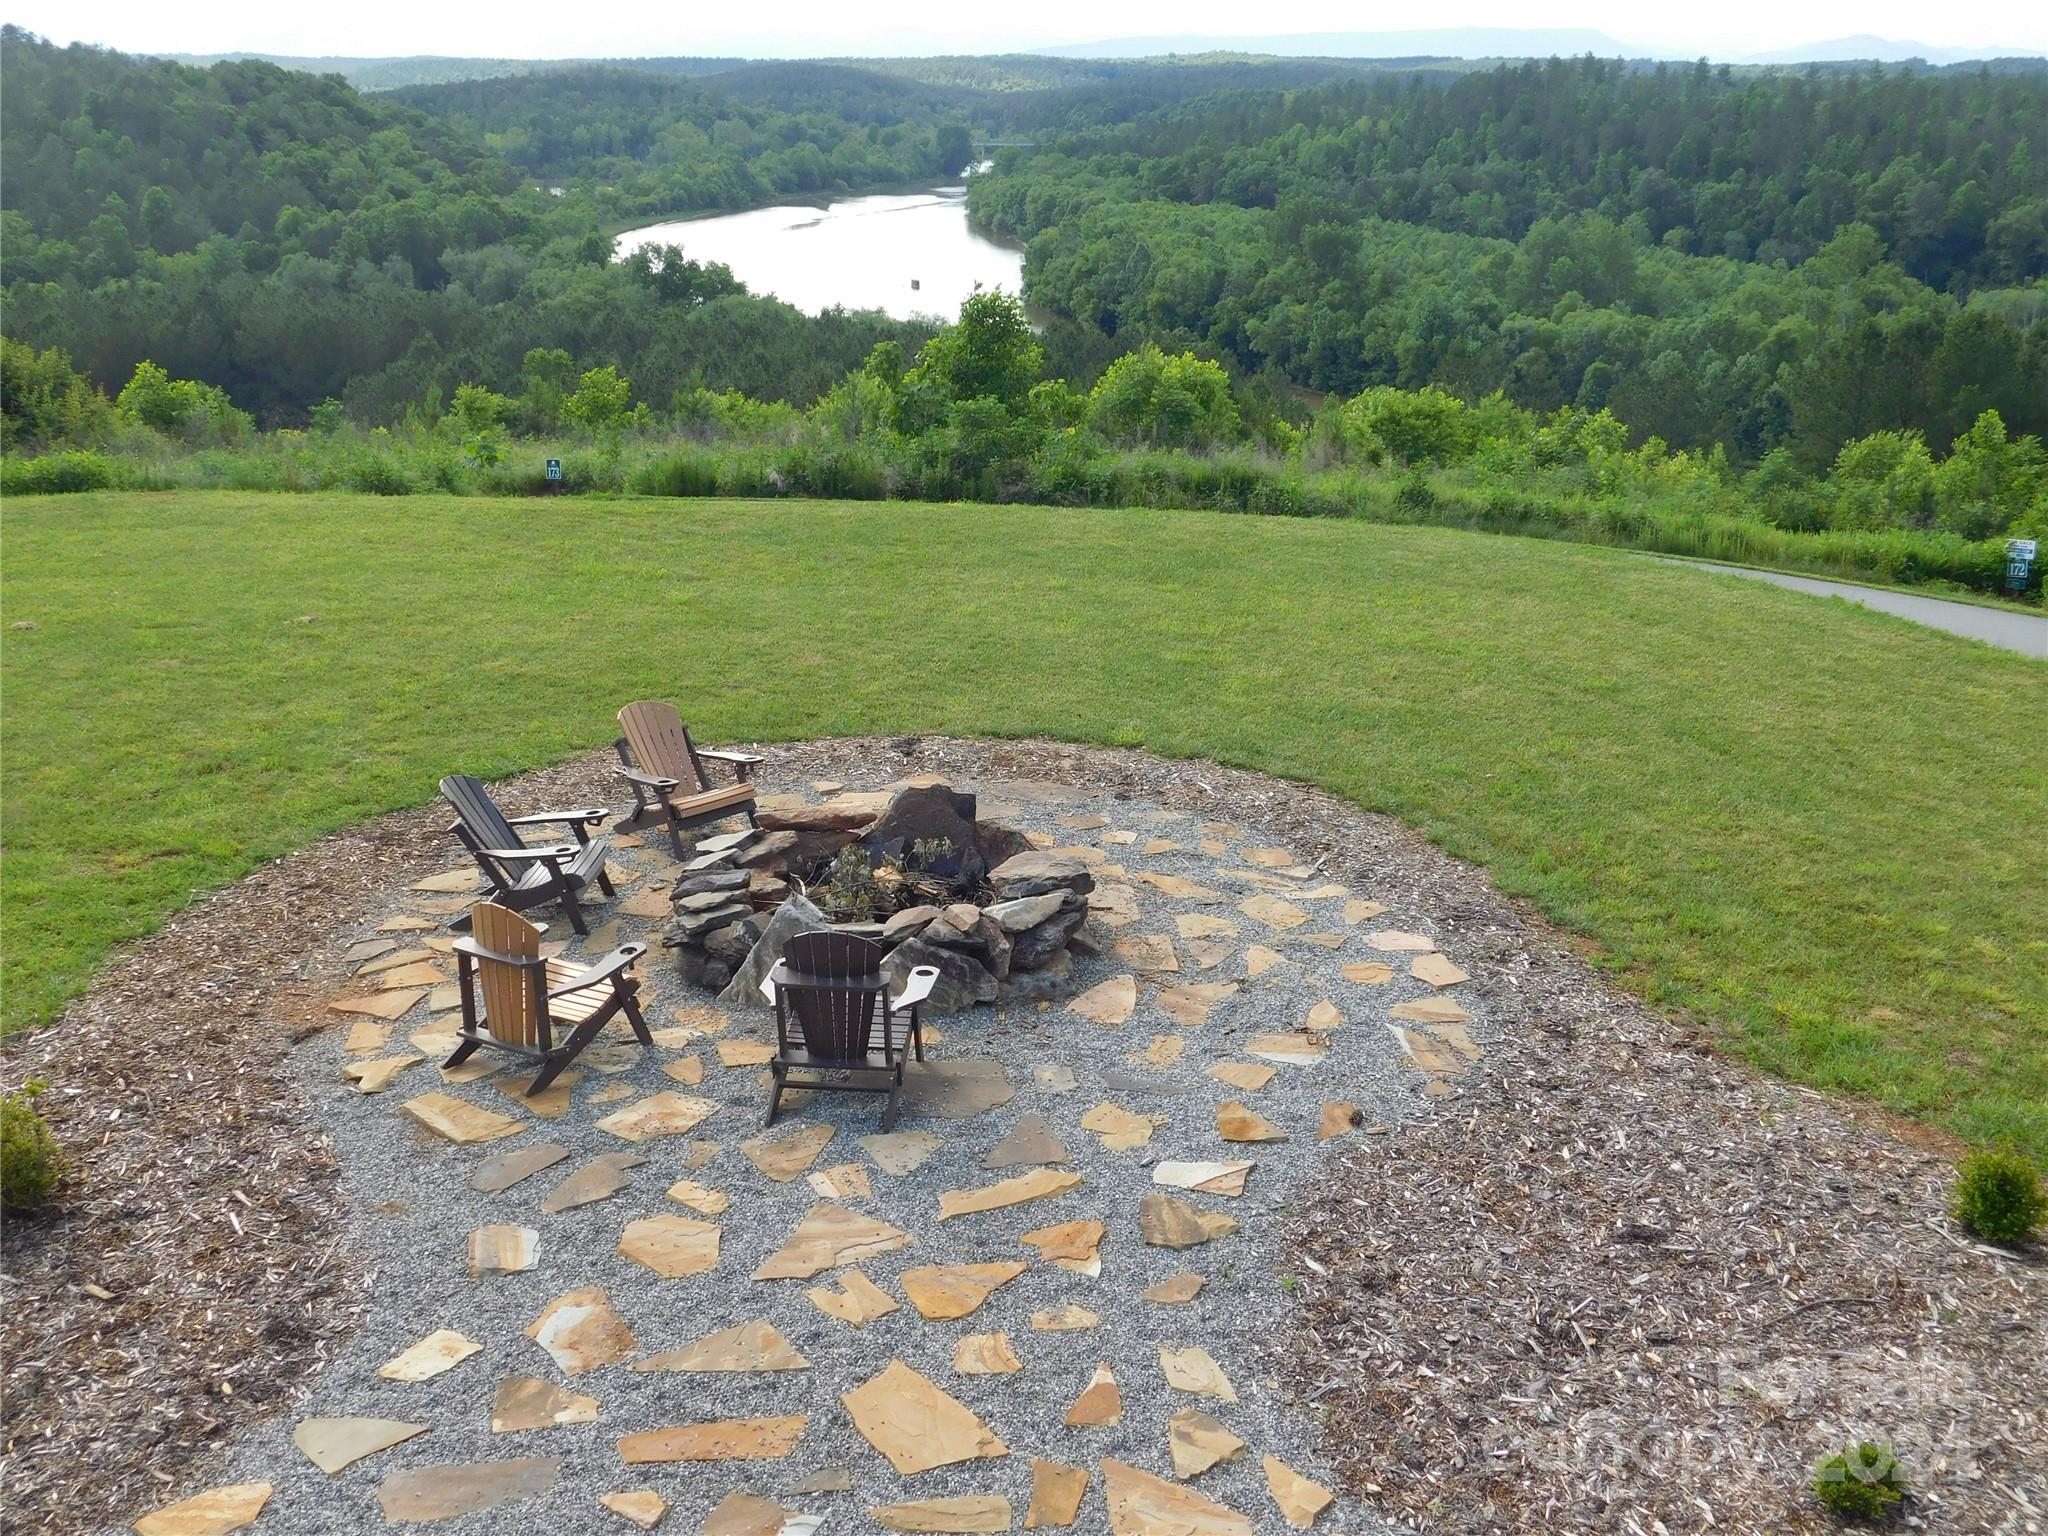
(441, 774, 523, 855)
(781, 931, 887, 1062)
(617, 701, 709, 793)
(471, 902, 545, 1048)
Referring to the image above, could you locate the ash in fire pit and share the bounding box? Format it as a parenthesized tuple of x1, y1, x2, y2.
(662, 781, 1096, 1013)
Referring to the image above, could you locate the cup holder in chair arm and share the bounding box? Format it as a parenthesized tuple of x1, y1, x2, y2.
(892, 965, 942, 1009)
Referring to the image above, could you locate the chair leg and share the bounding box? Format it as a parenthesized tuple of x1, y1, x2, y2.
(561, 882, 589, 935)
(882, 1083, 900, 1132)
(619, 990, 653, 1046)
(764, 1070, 785, 1128)
(664, 810, 686, 857)
(910, 1009, 926, 1064)
(594, 864, 616, 898)
(528, 1049, 576, 1097)
(443, 1037, 480, 1070)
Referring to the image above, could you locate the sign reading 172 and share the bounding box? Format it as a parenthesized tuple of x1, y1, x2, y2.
(2007, 537, 2037, 592)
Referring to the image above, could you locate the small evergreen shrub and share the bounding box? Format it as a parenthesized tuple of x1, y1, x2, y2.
(1813, 1443, 1907, 1521)
(1, 1080, 66, 1210)
(1952, 1149, 2046, 1245)
(1393, 466, 1438, 514)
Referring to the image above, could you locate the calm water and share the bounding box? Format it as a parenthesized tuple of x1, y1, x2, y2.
(613, 183, 1024, 322)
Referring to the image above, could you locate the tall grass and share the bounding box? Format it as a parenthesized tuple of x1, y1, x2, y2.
(6, 427, 2035, 602)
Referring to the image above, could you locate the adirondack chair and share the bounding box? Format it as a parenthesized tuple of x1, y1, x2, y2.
(613, 701, 762, 854)
(758, 931, 938, 1129)
(440, 774, 615, 935)
(446, 902, 652, 1093)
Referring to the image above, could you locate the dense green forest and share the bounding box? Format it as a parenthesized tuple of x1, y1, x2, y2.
(971, 58, 2048, 469)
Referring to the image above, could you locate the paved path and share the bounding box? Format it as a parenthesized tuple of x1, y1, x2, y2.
(1655, 558, 2046, 659)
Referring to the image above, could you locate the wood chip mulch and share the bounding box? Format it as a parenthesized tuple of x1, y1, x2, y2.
(0, 753, 619, 1536)
(1282, 953, 2047, 1533)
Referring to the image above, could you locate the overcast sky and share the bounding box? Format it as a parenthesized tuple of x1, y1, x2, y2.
(12, 0, 2044, 60)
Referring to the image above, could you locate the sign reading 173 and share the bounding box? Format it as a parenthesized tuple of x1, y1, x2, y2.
(545, 458, 563, 482)
(2008, 537, 2038, 593)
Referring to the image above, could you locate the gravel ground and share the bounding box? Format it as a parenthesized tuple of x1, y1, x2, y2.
(105, 743, 1488, 1534)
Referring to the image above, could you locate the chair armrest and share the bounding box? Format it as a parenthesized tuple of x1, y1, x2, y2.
(700, 748, 763, 782)
(890, 966, 941, 1010)
(614, 765, 681, 791)
(507, 808, 609, 828)
(479, 843, 578, 862)
(454, 937, 548, 968)
(549, 942, 646, 996)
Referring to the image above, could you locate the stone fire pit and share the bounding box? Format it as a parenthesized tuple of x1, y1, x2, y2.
(662, 780, 1096, 1012)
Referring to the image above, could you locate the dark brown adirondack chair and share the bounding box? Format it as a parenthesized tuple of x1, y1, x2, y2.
(446, 902, 652, 1093)
(613, 700, 761, 854)
(760, 931, 938, 1129)
(440, 774, 614, 935)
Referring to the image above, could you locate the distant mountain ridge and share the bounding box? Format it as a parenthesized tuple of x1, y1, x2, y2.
(1037, 28, 1630, 60)
(1038, 28, 2036, 64)
(155, 35, 2046, 94)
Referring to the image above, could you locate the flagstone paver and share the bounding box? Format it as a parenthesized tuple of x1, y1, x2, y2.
(255, 766, 1473, 1535)
(804, 1268, 901, 1326)
(1170, 1409, 1247, 1478)
(1064, 1362, 1124, 1426)
(378, 1329, 481, 1382)
(842, 1361, 1007, 1473)
(937, 1167, 1084, 1219)
(872, 1497, 1014, 1533)
(617, 1417, 807, 1464)
(133, 1483, 273, 1535)
(374, 1459, 561, 1522)
(490, 1377, 601, 1433)
(599, 1489, 669, 1530)
(954, 1332, 1024, 1374)
(291, 1417, 427, 1474)
(1025, 1460, 1090, 1528)
(1102, 1458, 1253, 1536)
(632, 1319, 807, 1373)
(899, 1261, 1030, 1319)
(1262, 1456, 1334, 1528)
(617, 1214, 721, 1278)
(1161, 1345, 1239, 1401)
(526, 1287, 635, 1374)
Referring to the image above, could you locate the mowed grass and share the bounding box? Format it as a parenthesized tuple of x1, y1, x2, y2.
(4, 492, 2043, 1156)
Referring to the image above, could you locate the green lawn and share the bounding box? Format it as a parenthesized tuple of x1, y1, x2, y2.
(4, 492, 2043, 1156)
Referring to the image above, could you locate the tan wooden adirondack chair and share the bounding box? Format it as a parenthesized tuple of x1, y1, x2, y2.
(447, 902, 652, 1093)
(613, 700, 762, 853)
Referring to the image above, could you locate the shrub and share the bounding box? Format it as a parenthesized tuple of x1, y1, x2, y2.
(1813, 1442, 1907, 1521)
(341, 450, 413, 496)
(1394, 466, 1439, 514)
(1952, 1150, 2046, 1245)
(0, 449, 119, 495)
(1, 1080, 66, 1210)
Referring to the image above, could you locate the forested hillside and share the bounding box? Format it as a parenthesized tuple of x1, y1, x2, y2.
(389, 66, 972, 216)
(973, 58, 2048, 465)
(0, 29, 936, 419)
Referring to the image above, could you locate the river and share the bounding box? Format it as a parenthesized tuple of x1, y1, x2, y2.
(612, 181, 1024, 322)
